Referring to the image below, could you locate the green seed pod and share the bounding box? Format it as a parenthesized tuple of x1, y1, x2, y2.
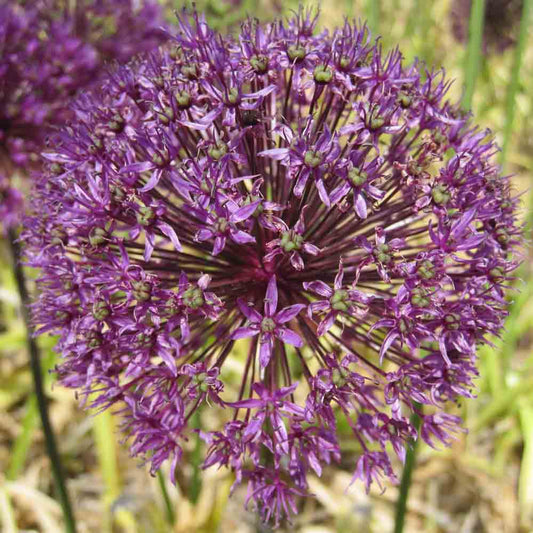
(304, 150, 323, 168)
(313, 65, 333, 84)
(431, 184, 451, 205)
(287, 44, 306, 62)
(250, 54, 269, 74)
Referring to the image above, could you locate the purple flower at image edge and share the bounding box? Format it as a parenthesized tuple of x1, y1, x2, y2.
(0, 0, 167, 223)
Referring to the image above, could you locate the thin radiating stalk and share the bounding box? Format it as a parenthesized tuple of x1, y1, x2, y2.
(500, 0, 532, 169)
(393, 405, 422, 533)
(7, 229, 77, 533)
(463, 0, 486, 110)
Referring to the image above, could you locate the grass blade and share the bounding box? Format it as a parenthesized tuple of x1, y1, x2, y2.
(92, 410, 137, 533)
(500, 0, 533, 169)
(463, 0, 486, 110)
(8, 349, 56, 480)
(518, 399, 533, 527)
(7, 395, 38, 480)
(365, 0, 380, 36)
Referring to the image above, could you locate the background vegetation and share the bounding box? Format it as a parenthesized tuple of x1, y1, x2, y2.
(1, 0, 532, 531)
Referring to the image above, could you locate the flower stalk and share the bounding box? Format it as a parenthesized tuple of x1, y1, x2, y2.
(7, 228, 77, 533)
(394, 404, 422, 533)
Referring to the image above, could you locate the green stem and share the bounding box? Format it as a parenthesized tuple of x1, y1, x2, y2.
(393, 406, 422, 533)
(366, 0, 380, 36)
(189, 409, 203, 504)
(7, 228, 77, 533)
(462, 0, 486, 111)
(500, 0, 533, 169)
(157, 470, 175, 525)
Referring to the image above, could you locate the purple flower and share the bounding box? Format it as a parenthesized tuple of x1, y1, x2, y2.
(25, 8, 521, 525)
(304, 260, 373, 336)
(232, 277, 305, 367)
(0, 0, 166, 220)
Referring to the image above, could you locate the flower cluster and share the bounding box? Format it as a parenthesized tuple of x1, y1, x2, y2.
(25, 10, 521, 526)
(0, 0, 165, 227)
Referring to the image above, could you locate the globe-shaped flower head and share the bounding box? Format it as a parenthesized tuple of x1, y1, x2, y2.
(26, 10, 521, 525)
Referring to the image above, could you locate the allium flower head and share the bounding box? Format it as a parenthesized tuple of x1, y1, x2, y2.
(0, 0, 165, 228)
(26, 9, 521, 526)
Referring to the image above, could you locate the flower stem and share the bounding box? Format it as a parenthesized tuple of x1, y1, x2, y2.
(462, 0, 486, 110)
(7, 228, 77, 533)
(157, 470, 175, 525)
(393, 405, 422, 533)
(500, 0, 532, 169)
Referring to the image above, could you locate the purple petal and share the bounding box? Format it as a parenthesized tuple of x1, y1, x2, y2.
(198, 274, 211, 290)
(144, 232, 155, 262)
(276, 327, 303, 347)
(140, 168, 162, 192)
(230, 229, 256, 244)
(158, 222, 182, 252)
(303, 280, 333, 297)
(244, 84, 277, 98)
(237, 298, 262, 323)
(451, 208, 476, 239)
(259, 335, 274, 367)
(275, 304, 306, 324)
(242, 416, 264, 441)
(316, 179, 331, 207)
(293, 172, 309, 197)
(334, 261, 344, 289)
(213, 236, 226, 255)
(122, 161, 153, 173)
(160, 349, 178, 376)
(379, 331, 398, 364)
(330, 182, 351, 204)
(355, 193, 368, 219)
(230, 201, 261, 223)
(196, 228, 213, 242)
(309, 301, 330, 315)
(303, 243, 320, 256)
(317, 312, 336, 336)
(231, 326, 259, 340)
(290, 252, 305, 271)
(228, 398, 263, 409)
(258, 148, 290, 161)
(438, 336, 452, 366)
(264, 276, 278, 316)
